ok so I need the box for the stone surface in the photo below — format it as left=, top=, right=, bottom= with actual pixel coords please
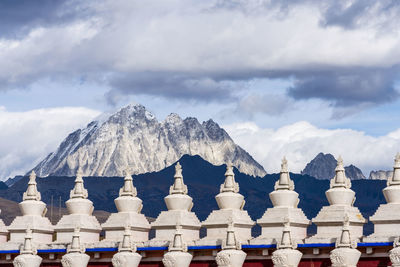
left=102, top=171, right=150, bottom=242
left=8, top=171, right=53, bottom=244
left=33, top=104, right=266, bottom=178
left=306, top=157, right=366, bottom=244
left=55, top=169, right=101, bottom=243
left=364, top=153, right=400, bottom=242
left=329, top=216, right=361, bottom=267
left=199, top=165, right=254, bottom=245
left=252, top=158, right=309, bottom=244
left=389, top=237, right=400, bottom=267
left=150, top=163, right=201, bottom=246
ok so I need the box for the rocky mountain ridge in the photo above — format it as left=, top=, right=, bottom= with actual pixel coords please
left=33, top=104, right=266, bottom=177
left=301, top=152, right=366, bottom=180
left=369, top=170, right=393, bottom=180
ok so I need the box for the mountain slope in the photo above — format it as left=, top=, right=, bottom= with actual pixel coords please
left=301, top=153, right=366, bottom=180
left=33, top=104, right=266, bottom=177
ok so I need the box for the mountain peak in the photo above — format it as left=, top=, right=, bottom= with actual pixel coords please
left=164, top=113, right=183, bottom=124
left=108, top=104, right=156, bottom=124
left=32, top=104, right=266, bottom=177
left=302, top=153, right=365, bottom=180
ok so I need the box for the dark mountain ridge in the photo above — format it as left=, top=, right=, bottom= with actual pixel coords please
left=2, top=155, right=384, bottom=236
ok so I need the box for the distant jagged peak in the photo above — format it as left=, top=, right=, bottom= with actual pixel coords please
left=302, top=153, right=366, bottom=180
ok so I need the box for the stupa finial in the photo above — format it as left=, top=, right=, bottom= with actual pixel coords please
left=336, top=214, right=356, bottom=249
left=20, top=226, right=36, bottom=255
left=220, top=163, right=239, bottom=193
left=169, top=162, right=188, bottom=195
left=70, top=167, right=88, bottom=199
left=389, top=153, right=400, bottom=186
left=23, top=171, right=41, bottom=201
left=119, top=169, right=137, bottom=197
left=330, top=156, right=351, bottom=189
left=275, top=157, right=295, bottom=191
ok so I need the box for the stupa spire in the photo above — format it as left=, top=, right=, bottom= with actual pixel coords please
left=20, top=227, right=35, bottom=255
left=169, top=162, right=188, bottom=195
left=169, top=221, right=187, bottom=252
left=330, top=156, right=351, bottom=189
left=23, top=171, right=41, bottom=201
left=222, top=218, right=240, bottom=250
left=119, top=225, right=136, bottom=253
left=70, top=167, right=88, bottom=199
left=388, top=153, right=400, bottom=186
left=275, top=157, right=295, bottom=191
left=336, top=214, right=356, bottom=249
left=68, top=227, right=85, bottom=253
left=277, top=217, right=296, bottom=249
left=120, top=169, right=137, bottom=197
left=220, top=163, right=239, bottom=193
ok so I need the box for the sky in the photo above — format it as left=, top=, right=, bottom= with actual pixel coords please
left=1, top=0, right=400, bottom=179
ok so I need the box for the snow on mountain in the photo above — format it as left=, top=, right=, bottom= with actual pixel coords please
left=33, top=104, right=266, bottom=177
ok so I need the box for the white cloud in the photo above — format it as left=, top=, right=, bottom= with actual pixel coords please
left=224, top=121, right=400, bottom=176
left=0, top=0, right=399, bottom=106
left=0, top=107, right=100, bottom=179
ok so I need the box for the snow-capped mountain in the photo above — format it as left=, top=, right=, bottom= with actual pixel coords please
left=33, top=104, right=266, bottom=177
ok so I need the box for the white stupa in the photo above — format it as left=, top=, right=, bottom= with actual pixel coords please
left=162, top=223, right=193, bottom=267
left=364, top=153, right=400, bottom=242
left=329, top=215, right=361, bottom=267
left=102, top=170, right=150, bottom=243
left=8, top=171, right=53, bottom=243
left=271, top=218, right=303, bottom=267
left=215, top=220, right=247, bottom=267
left=54, top=168, right=101, bottom=243
left=199, top=164, right=255, bottom=245
left=150, top=163, right=201, bottom=246
left=251, top=158, right=309, bottom=244
left=306, top=157, right=366, bottom=244
left=61, top=228, right=90, bottom=267
left=12, top=228, right=42, bottom=267
left=111, top=226, right=142, bottom=267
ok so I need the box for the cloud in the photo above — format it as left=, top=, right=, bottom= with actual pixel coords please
left=0, top=107, right=100, bottom=179
left=223, top=121, right=400, bottom=175
left=288, top=68, right=400, bottom=108
left=236, top=93, right=294, bottom=117
left=0, top=0, right=93, bottom=38
left=320, top=0, right=400, bottom=30
left=0, top=0, right=400, bottom=114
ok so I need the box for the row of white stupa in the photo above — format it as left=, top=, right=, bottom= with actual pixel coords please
left=1, top=153, right=400, bottom=250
